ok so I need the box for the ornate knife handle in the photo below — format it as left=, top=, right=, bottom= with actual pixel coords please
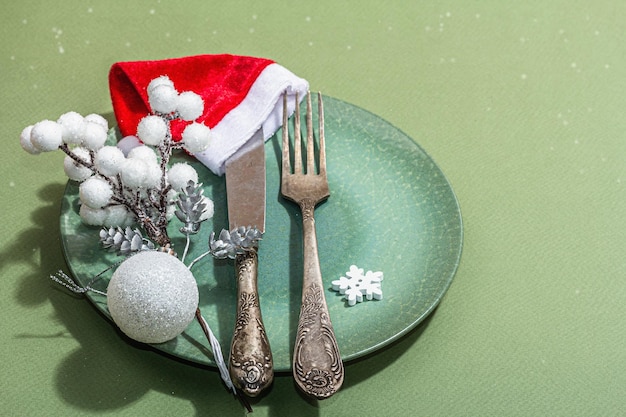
left=293, top=203, right=344, bottom=399
left=229, top=249, right=273, bottom=397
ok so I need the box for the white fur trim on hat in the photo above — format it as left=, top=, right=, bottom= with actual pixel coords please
left=194, top=63, right=309, bottom=175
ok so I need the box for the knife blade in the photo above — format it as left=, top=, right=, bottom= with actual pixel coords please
left=225, top=128, right=273, bottom=397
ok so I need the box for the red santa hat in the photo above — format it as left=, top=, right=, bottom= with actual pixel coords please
left=109, top=54, right=309, bottom=175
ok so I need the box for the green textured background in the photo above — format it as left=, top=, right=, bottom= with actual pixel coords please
left=2, top=1, right=626, bottom=416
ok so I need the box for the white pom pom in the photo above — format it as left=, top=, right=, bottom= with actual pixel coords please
left=117, top=135, right=142, bottom=157
left=104, top=205, right=135, bottom=227
left=147, top=75, right=174, bottom=95
left=82, top=122, right=107, bottom=150
left=167, top=162, right=198, bottom=192
left=166, top=203, right=176, bottom=220
left=20, top=125, right=41, bottom=155
left=181, top=122, right=211, bottom=153
left=79, top=204, right=108, bottom=226
left=94, top=146, right=125, bottom=176
left=199, top=196, right=214, bottom=221
left=84, top=113, right=108, bottom=132
left=63, top=147, right=93, bottom=181
left=149, top=84, right=179, bottom=114
left=57, top=111, right=85, bottom=145
left=177, top=91, right=204, bottom=121
left=143, top=161, right=162, bottom=189
left=79, top=177, right=113, bottom=209
left=107, top=251, right=199, bottom=344
left=166, top=189, right=178, bottom=202
left=121, top=158, right=148, bottom=189
left=30, top=120, right=63, bottom=152
left=127, top=145, right=158, bottom=165
left=137, top=116, right=167, bottom=146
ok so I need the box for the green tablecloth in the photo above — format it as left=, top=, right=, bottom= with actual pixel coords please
left=3, top=1, right=626, bottom=416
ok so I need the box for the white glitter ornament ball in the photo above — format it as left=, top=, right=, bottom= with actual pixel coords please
left=107, top=251, right=199, bottom=344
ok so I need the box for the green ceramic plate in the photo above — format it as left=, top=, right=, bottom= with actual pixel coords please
left=60, top=96, right=463, bottom=371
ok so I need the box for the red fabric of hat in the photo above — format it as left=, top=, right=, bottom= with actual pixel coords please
left=109, top=54, right=308, bottom=175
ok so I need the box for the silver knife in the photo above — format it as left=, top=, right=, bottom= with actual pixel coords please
left=225, top=128, right=273, bottom=397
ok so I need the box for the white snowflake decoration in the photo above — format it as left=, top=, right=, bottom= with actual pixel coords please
left=331, top=265, right=384, bottom=306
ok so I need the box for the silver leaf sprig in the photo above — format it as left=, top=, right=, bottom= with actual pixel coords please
left=175, top=180, right=209, bottom=235
left=174, top=180, right=213, bottom=262
left=99, top=226, right=155, bottom=255
left=208, top=226, right=263, bottom=259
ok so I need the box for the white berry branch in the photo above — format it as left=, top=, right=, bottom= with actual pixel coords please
left=20, top=75, right=212, bottom=248
left=19, top=75, right=251, bottom=409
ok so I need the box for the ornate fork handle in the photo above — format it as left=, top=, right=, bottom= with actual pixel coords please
left=293, top=198, right=344, bottom=399
left=229, top=248, right=274, bottom=397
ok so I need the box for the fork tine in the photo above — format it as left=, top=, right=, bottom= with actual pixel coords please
left=318, top=92, right=326, bottom=176
left=293, top=92, right=302, bottom=174
left=306, top=91, right=315, bottom=174
left=282, top=93, right=291, bottom=175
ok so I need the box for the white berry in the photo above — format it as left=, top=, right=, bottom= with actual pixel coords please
left=104, top=204, right=135, bottom=227
left=181, top=122, right=211, bottom=153
left=120, top=158, right=148, bottom=189
left=30, top=120, right=63, bottom=152
left=127, top=144, right=158, bottom=165
left=57, top=111, right=86, bottom=145
left=79, top=204, right=108, bottom=225
left=20, top=125, right=40, bottom=155
left=84, top=113, right=109, bottom=132
left=167, top=162, right=198, bottom=192
left=82, top=122, right=107, bottom=150
left=143, top=161, right=162, bottom=189
left=199, top=196, right=214, bottom=221
left=137, top=115, right=167, bottom=146
left=63, top=147, right=93, bottom=181
left=177, top=91, right=204, bottom=121
left=147, top=75, right=174, bottom=95
left=79, top=177, right=113, bottom=209
left=117, top=135, right=142, bottom=157
left=94, top=146, right=125, bottom=176
left=149, top=84, right=179, bottom=114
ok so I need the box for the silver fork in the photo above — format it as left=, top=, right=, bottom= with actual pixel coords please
left=281, top=91, right=344, bottom=399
